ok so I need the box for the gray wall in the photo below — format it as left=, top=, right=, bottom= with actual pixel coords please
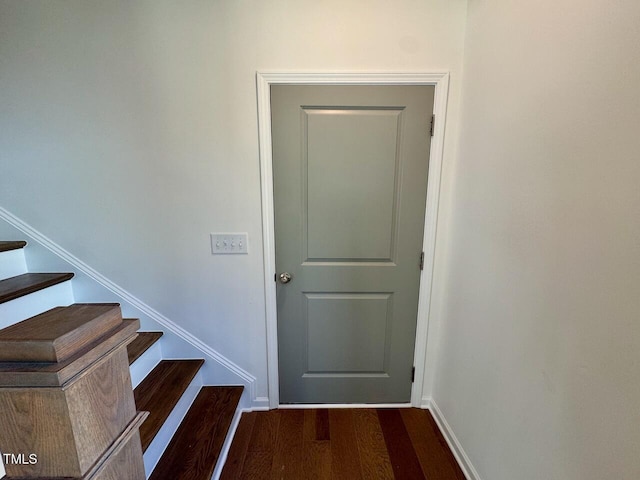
left=434, top=1, right=640, bottom=478
left=0, top=0, right=467, bottom=400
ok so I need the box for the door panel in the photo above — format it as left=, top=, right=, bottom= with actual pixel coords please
left=305, top=107, right=402, bottom=261
left=305, top=292, right=392, bottom=373
left=272, top=85, right=434, bottom=403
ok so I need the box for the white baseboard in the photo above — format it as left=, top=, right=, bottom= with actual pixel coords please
left=251, top=397, right=270, bottom=410
left=211, top=407, right=244, bottom=480
left=278, top=403, right=413, bottom=409
left=143, top=372, right=203, bottom=475
left=0, top=207, right=258, bottom=402
left=425, top=397, right=483, bottom=480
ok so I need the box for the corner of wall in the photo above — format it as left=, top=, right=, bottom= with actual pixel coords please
left=428, top=398, right=483, bottom=480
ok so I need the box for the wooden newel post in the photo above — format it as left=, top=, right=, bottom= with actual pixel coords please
left=0, top=303, right=148, bottom=479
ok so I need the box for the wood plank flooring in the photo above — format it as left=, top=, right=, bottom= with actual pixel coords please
left=221, top=408, right=466, bottom=480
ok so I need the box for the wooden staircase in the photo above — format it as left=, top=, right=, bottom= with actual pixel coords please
left=0, top=240, right=242, bottom=479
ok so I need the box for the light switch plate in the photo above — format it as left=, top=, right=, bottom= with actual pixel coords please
left=211, top=233, right=249, bottom=254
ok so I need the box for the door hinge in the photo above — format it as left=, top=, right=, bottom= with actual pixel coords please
left=419, top=251, right=424, bottom=270
left=430, top=114, right=435, bottom=137
left=411, top=366, right=416, bottom=383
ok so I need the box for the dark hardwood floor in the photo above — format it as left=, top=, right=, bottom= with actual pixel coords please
left=221, top=408, right=466, bottom=480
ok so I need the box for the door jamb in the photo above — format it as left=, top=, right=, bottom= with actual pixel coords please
left=257, top=72, right=450, bottom=409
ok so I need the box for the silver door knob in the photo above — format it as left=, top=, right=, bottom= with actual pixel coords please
left=279, top=272, right=292, bottom=284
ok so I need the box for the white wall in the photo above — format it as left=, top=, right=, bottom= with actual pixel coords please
left=434, top=1, right=640, bottom=479
left=0, top=0, right=467, bottom=401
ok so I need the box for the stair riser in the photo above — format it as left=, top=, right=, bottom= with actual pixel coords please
left=143, top=371, right=204, bottom=476
left=130, top=341, right=162, bottom=389
left=0, top=249, right=28, bottom=281
left=0, top=282, right=74, bottom=330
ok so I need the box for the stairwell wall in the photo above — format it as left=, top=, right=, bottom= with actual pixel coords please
left=0, top=216, right=255, bottom=402
left=0, top=0, right=468, bottom=402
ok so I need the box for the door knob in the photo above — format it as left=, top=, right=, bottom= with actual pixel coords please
left=279, top=272, right=292, bottom=284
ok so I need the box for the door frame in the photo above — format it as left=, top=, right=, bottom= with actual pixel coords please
left=257, top=72, right=450, bottom=409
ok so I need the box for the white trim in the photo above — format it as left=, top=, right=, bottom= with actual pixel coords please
left=144, top=371, right=203, bottom=475
left=257, top=72, right=450, bottom=409
left=427, top=398, right=482, bottom=480
left=211, top=407, right=244, bottom=480
left=252, top=396, right=271, bottom=410
left=278, top=403, right=412, bottom=410
left=213, top=403, right=276, bottom=478
left=245, top=406, right=271, bottom=412
left=0, top=206, right=258, bottom=403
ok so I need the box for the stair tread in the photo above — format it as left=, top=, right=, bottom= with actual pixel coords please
left=0, top=241, right=27, bottom=253
left=127, top=331, right=163, bottom=365
left=149, top=386, right=243, bottom=480
left=134, top=359, right=204, bottom=451
left=0, top=272, right=74, bottom=305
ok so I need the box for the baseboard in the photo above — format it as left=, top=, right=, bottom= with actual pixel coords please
left=211, top=406, right=244, bottom=480
left=251, top=396, right=271, bottom=410
left=426, top=397, right=483, bottom=480
left=239, top=401, right=414, bottom=412
left=278, top=403, right=413, bottom=409
left=143, top=371, right=204, bottom=475
left=0, top=207, right=258, bottom=402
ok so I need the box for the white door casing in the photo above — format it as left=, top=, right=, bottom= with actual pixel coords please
left=257, top=72, right=450, bottom=409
